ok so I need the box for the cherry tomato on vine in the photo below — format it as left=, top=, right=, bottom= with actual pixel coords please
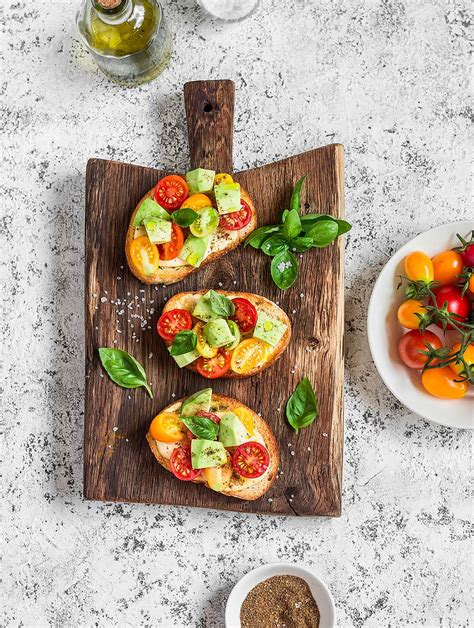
left=460, top=243, right=474, bottom=267
left=397, top=299, right=427, bottom=329
left=432, top=250, right=463, bottom=286
left=154, top=175, right=189, bottom=210
left=421, top=367, right=469, bottom=400
left=448, top=342, right=474, bottom=378
left=431, top=285, right=472, bottom=330
left=404, top=251, right=434, bottom=283
left=157, top=309, right=192, bottom=341
left=398, top=329, right=442, bottom=369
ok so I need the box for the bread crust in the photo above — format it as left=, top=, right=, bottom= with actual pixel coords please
left=125, top=186, right=257, bottom=285
left=161, top=290, right=292, bottom=378
left=146, top=394, right=279, bottom=501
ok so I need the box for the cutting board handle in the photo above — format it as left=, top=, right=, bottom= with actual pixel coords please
left=184, top=79, right=235, bottom=173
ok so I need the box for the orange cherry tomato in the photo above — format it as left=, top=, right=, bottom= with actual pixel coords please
left=397, top=299, right=427, bottom=329
left=469, top=274, right=474, bottom=294
left=180, top=193, right=213, bottom=211
left=404, top=251, right=434, bottom=283
left=421, top=367, right=469, bottom=399
left=129, top=235, right=159, bottom=276
left=230, top=339, right=268, bottom=374
left=158, top=223, right=184, bottom=260
left=449, top=342, right=474, bottom=377
left=432, top=250, right=463, bottom=286
left=150, top=412, right=187, bottom=443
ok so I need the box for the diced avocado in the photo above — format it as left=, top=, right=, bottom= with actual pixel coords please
left=145, top=218, right=172, bottom=244
left=186, top=168, right=215, bottom=195
left=204, top=319, right=235, bottom=348
left=181, top=388, right=213, bottom=417
left=179, top=235, right=210, bottom=268
left=253, top=313, right=287, bottom=346
left=191, top=439, right=227, bottom=469
left=225, top=320, right=241, bottom=350
left=169, top=347, right=199, bottom=368
left=192, top=291, right=218, bottom=322
left=218, top=412, right=251, bottom=447
left=214, top=182, right=241, bottom=215
left=133, top=197, right=170, bottom=226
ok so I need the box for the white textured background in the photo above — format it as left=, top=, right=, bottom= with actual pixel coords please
left=2, top=0, right=472, bottom=626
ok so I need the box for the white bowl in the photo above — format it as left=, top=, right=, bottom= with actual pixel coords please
left=368, top=220, right=474, bottom=430
left=225, top=562, right=336, bottom=628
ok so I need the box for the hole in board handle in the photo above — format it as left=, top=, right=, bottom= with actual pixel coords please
left=203, top=102, right=213, bottom=113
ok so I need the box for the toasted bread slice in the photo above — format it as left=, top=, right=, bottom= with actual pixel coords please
left=125, top=187, right=257, bottom=285
left=146, top=393, right=279, bottom=501
left=161, top=290, right=292, bottom=378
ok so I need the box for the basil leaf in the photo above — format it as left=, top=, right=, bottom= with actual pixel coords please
left=307, top=219, right=339, bottom=247
left=244, top=225, right=281, bottom=248
left=98, top=348, right=153, bottom=398
left=180, top=416, right=219, bottom=440
left=261, top=235, right=289, bottom=257
left=300, top=213, right=335, bottom=227
left=282, top=208, right=302, bottom=240
left=172, top=208, right=199, bottom=227
left=289, top=236, right=313, bottom=253
left=286, top=377, right=318, bottom=433
left=289, top=175, right=307, bottom=212
left=336, top=219, right=352, bottom=236
left=170, top=330, right=197, bottom=356
left=271, top=249, right=299, bottom=290
left=280, top=209, right=289, bottom=223
left=209, top=290, right=235, bottom=317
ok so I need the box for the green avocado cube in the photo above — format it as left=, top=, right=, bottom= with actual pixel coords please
left=181, top=388, right=212, bottom=416
left=214, top=182, right=241, bottom=215
left=218, top=412, right=250, bottom=447
left=186, top=168, right=215, bottom=195
left=179, top=235, right=210, bottom=267
left=169, top=347, right=199, bottom=368
left=145, top=218, right=172, bottom=244
left=204, top=319, right=235, bottom=348
left=253, top=313, right=287, bottom=346
left=133, top=197, right=170, bottom=226
left=192, top=291, right=218, bottom=322
left=191, top=439, right=227, bottom=469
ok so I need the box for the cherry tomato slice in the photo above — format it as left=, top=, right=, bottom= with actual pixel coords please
left=154, top=175, right=189, bottom=210
left=129, top=236, right=159, bottom=277
left=398, top=329, right=442, bottom=369
left=230, top=297, right=258, bottom=333
left=196, top=410, right=221, bottom=423
left=232, top=441, right=270, bottom=479
left=170, top=446, right=201, bottom=481
left=158, top=223, right=184, bottom=260
left=195, top=348, right=231, bottom=379
left=431, top=285, right=472, bottom=330
left=149, top=412, right=186, bottom=443
left=219, top=199, right=252, bottom=231
left=157, top=308, right=192, bottom=341
left=230, top=339, right=268, bottom=375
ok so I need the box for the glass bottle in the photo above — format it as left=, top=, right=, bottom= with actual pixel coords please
left=76, top=0, right=172, bottom=86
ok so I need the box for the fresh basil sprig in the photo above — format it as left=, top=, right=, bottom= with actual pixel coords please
left=286, top=377, right=318, bottom=433
left=170, top=330, right=197, bottom=356
left=180, top=416, right=219, bottom=440
left=209, top=290, right=235, bottom=317
left=172, top=208, right=199, bottom=227
left=244, top=175, right=352, bottom=290
left=98, top=348, right=153, bottom=398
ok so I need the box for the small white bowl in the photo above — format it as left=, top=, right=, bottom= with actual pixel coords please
left=225, top=562, right=336, bottom=628
left=368, top=220, right=474, bottom=430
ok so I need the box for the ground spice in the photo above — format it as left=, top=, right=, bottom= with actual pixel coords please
left=240, top=575, right=320, bottom=628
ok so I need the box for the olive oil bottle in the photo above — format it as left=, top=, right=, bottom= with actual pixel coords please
left=77, top=0, right=172, bottom=86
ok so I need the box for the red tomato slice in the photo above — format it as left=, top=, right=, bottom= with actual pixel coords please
left=158, top=223, right=184, bottom=260
left=154, top=175, right=189, bottom=210
left=397, top=329, right=442, bottom=369
left=232, top=441, right=270, bottom=479
left=431, top=286, right=471, bottom=330
left=170, top=446, right=201, bottom=481
left=195, top=349, right=231, bottom=379
left=157, top=309, right=192, bottom=341
left=230, top=297, right=258, bottom=333
left=219, top=199, right=252, bottom=231
left=196, top=410, right=221, bottom=423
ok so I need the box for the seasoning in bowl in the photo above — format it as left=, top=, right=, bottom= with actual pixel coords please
left=240, top=575, right=320, bottom=628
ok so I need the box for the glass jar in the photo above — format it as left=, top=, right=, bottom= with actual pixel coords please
left=76, top=0, right=172, bottom=86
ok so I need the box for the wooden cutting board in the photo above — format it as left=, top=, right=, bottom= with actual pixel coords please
left=84, top=80, right=345, bottom=516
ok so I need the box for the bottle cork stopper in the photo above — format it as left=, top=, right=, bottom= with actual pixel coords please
left=96, top=0, right=122, bottom=8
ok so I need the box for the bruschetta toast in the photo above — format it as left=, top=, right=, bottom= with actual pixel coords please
left=125, top=170, right=257, bottom=285
left=146, top=389, right=279, bottom=500
left=156, top=290, right=292, bottom=378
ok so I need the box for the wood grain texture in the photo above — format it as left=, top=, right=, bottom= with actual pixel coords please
left=84, top=80, right=345, bottom=516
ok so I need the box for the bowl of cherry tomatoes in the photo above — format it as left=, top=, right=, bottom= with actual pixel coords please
left=368, top=221, right=473, bottom=429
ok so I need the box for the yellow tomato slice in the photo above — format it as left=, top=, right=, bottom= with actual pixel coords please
left=203, top=454, right=233, bottom=491
left=149, top=412, right=186, bottom=443
left=180, top=193, right=213, bottom=211
left=233, top=406, right=255, bottom=435
left=215, top=173, right=233, bottom=185
left=230, top=339, right=269, bottom=375
left=130, top=235, right=159, bottom=276
left=193, top=322, right=217, bottom=358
